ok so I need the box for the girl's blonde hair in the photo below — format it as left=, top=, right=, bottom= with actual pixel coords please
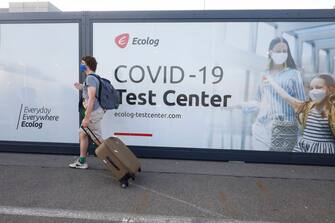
left=297, top=74, right=335, bottom=132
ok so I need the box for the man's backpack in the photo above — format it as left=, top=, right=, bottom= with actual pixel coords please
left=89, top=74, right=120, bottom=110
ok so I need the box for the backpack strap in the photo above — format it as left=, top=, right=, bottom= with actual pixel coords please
left=88, top=74, right=103, bottom=106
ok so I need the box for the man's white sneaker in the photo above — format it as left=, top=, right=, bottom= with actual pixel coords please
left=69, top=159, right=88, bottom=169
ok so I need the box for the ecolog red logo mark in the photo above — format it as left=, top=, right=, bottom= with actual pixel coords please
left=115, top=33, right=129, bottom=49
left=115, top=33, right=160, bottom=48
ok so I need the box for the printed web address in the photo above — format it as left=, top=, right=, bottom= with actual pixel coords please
left=114, top=111, right=182, bottom=119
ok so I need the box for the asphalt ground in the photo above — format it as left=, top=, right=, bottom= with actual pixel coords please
left=0, top=152, right=334, bottom=223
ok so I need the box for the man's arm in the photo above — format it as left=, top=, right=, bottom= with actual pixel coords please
left=74, top=82, right=83, bottom=90
left=82, top=86, right=96, bottom=127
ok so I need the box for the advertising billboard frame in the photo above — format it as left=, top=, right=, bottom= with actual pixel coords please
left=0, top=10, right=335, bottom=165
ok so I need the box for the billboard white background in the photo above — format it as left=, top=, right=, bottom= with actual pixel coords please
left=94, top=22, right=268, bottom=149
left=0, top=23, right=79, bottom=143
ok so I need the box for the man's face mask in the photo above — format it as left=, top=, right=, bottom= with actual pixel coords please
left=271, top=52, right=288, bottom=65
left=80, top=64, right=87, bottom=72
left=309, top=89, right=326, bottom=102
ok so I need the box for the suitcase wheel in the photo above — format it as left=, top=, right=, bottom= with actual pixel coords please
left=120, top=181, right=129, bottom=188
left=120, top=178, right=129, bottom=188
left=138, top=167, right=141, bottom=172
left=119, top=174, right=131, bottom=188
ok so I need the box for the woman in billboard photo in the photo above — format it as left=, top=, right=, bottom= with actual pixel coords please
left=245, top=37, right=306, bottom=152
left=264, top=74, right=335, bottom=154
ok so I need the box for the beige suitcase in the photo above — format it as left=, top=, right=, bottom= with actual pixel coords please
left=82, top=127, right=141, bottom=188
left=95, top=137, right=141, bottom=188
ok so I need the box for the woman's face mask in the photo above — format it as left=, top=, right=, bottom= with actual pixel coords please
left=271, top=52, right=288, bottom=65
left=309, top=89, right=327, bottom=102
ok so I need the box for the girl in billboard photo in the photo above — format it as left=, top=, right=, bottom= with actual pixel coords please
left=245, top=37, right=306, bottom=152
left=264, top=74, right=335, bottom=154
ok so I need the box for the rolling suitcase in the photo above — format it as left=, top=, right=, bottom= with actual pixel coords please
left=82, top=127, right=141, bottom=188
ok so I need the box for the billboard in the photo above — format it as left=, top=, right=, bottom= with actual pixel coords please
left=93, top=22, right=335, bottom=154
left=1, top=19, right=334, bottom=156
left=0, top=23, right=79, bottom=143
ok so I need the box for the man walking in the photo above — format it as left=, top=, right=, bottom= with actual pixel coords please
left=69, top=56, right=105, bottom=169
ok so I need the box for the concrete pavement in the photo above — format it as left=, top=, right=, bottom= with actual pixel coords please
left=0, top=152, right=334, bottom=223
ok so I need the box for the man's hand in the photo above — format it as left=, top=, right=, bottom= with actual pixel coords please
left=74, top=82, right=82, bottom=90
left=82, top=117, right=90, bottom=128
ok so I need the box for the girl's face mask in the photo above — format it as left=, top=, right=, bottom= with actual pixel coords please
left=309, top=89, right=327, bottom=102
left=271, top=52, right=288, bottom=65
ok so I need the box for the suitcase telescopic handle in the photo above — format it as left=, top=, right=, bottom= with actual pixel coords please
left=81, top=126, right=102, bottom=145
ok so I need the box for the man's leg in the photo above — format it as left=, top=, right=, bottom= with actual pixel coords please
left=69, top=131, right=89, bottom=169
left=88, top=107, right=105, bottom=147
left=79, top=131, right=89, bottom=157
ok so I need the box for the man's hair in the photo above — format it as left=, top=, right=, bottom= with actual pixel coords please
left=81, top=56, right=97, bottom=72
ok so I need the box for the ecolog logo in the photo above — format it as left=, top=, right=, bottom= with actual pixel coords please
left=115, top=33, right=129, bottom=48
left=115, top=33, right=159, bottom=49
